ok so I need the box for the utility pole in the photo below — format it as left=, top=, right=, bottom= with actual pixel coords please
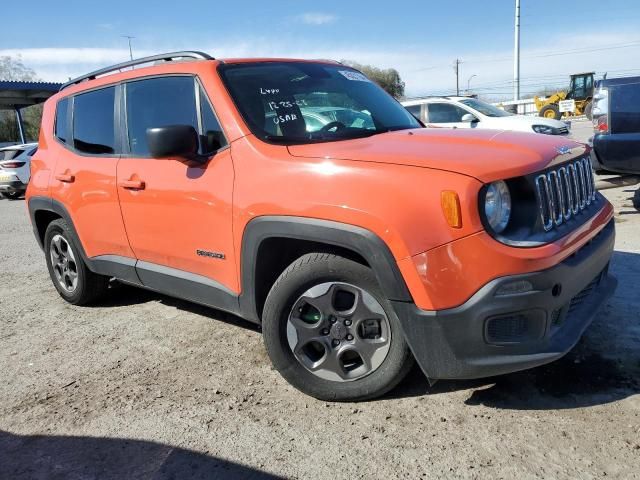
left=122, top=35, right=135, bottom=61
left=513, top=0, right=521, bottom=100
left=454, top=59, right=461, bottom=96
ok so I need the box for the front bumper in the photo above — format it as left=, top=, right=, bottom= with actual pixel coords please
left=392, top=219, right=616, bottom=380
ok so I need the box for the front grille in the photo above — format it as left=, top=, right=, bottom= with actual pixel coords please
left=534, top=157, right=597, bottom=232
left=567, top=271, right=603, bottom=315
left=555, top=127, right=569, bottom=135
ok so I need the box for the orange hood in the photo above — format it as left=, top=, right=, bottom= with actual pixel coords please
left=287, top=128, right=587, bottom=183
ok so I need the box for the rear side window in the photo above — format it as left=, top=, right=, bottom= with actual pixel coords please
left=426, top=103, right=469, bottom=123
left=73, top=87, right=116, bottom=155
left=55, top=98, right=69, bottom=144
left=405, top=104, right=422, bottom=121
left=125, top=76, right=199, bottom=156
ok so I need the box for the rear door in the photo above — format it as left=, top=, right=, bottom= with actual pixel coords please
left=50, top=87, right=134, bottom=260
left=116, top=75, right=238, bottom=293
left=425, top=102, right=473, bottom=129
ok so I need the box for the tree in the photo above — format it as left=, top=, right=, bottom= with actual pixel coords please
left=340, top=60, right=405, bottom=98
left=0, top=55, right=38, bottom=82
left=0, top=56, right=42, bottom=143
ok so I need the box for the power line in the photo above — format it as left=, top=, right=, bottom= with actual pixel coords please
left=411, top=39, right=640, bottom=72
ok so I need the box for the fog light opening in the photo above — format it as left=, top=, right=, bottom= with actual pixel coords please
left=552, top=284, right=562, bottom=297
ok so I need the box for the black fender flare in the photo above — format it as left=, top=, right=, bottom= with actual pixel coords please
left=238, top=216, right=413, bottom=323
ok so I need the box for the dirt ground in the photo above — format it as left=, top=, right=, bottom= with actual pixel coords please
left=1, top=122, right=639, bottom=479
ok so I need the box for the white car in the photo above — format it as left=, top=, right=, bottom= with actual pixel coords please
left=0, top=143, right=38, bottom=199
left=402, top=96, right=570, bottom=136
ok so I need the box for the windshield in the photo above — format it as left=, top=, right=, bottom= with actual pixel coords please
left=219, top=62, right=420, bottom=144
left=459, top=98, right=513, bottom=117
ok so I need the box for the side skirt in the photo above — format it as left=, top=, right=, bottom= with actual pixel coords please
left=89, top=255, right=243, bottom=319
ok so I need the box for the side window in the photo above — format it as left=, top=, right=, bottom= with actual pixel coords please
left=427, top=103, right=468, bottom=123
left=405, top=104, right=422, bottom=121
left=73, top=87, right=116, bottom=154
left=199, top=84, right=227, bottom=151
left=55, top=98, right=69, bottom=144
left=125, top=76, right=198, bottom=156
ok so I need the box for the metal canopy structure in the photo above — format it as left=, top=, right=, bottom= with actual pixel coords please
left=0, top=80, right=62, bottom=144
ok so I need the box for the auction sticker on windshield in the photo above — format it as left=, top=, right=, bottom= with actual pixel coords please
left=339, top=70, right=371, bottom=82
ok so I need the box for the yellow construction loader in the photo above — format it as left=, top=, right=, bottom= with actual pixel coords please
left=534, top=72, right=595, bottom=120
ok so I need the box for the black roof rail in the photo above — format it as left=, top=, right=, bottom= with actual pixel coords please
left=60, top=51, right=214, bottom=91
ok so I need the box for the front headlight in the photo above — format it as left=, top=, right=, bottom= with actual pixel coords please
left=532, top=124, right=554, bottom=134
left=484, top=180, right=511, bottom=233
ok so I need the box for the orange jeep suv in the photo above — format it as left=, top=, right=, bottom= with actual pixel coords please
left=27, top=52, right=617, bottom=401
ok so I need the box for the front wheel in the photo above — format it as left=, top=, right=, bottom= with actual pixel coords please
left=539, top=104, right=561, bottom=120
left=262, top=253, right=414, bottom=401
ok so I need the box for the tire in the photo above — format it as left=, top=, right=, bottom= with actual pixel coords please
left=1, top=191, right=22, bottom=200
left=262, top=253, right=414, bottom=401
left=539, top=104, right=561, bottom=120
left=44, top=219, right=109, bottom=305
left=584, top=101, right=593, bottom=121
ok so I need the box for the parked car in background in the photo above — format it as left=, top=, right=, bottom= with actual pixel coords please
left=0, top=143, right=37, bottom=199
left=402, top=96, right=570, bottom=135
left=590, top=76, right=640, bottom=174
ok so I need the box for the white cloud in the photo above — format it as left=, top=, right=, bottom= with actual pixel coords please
left=295, top=12, right=337, bottom=25
left=2, top=30, right=639, bottom=100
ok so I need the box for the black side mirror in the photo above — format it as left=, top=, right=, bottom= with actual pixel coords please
left=146, top=125, right=204, bottom=163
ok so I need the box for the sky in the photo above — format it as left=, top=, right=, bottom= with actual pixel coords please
left=3, top=0, right=640, bottom=100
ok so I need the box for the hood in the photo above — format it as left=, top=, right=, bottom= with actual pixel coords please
left=287, top=128, right=586, bottom=183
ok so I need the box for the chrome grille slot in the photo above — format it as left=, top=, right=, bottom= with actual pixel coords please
left=534, top=157, right=597, bottom=232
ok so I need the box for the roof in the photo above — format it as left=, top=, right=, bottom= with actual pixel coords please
left=598, top=75, right=640, bottom=87
left=0, top=80, right=63, bottom=109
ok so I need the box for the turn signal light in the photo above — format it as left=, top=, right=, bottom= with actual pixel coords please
left=441, top=190, right=462, bottom=228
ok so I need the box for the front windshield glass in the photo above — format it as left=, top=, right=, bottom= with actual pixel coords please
left=219, top=62, right=420, bottom=144
left=459, top=98, right=513, bottom=117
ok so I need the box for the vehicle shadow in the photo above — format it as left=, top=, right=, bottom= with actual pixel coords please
left=94, top=281, right=261, bottom=332
left=0, top=429, right=283, bottom=480
left=387, top=250, right=640, bottom=410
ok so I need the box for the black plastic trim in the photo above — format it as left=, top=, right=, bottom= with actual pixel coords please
left=134, top=260, right=240, bottom=315
left=392, top=219, right=616, bottom=380
left=238, top=216, right=412, bottom=323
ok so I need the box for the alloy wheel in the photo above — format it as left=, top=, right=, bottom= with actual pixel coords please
left=286, top=282, right=391, bottom=382
left=49, top=234, right=79, bottom=293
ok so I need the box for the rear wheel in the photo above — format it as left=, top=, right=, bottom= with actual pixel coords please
left=44, top=219, right=109, bottom=305
left=1, top=191, right=22, bottom=200
left=262, top=253, right=413, bottom=401
left=539, top=104, right=561, bottom=120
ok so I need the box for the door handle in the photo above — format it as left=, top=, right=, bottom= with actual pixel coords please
left=55, top=173, right=75, bottom=183
left=118, top=179, right=145, bottom=190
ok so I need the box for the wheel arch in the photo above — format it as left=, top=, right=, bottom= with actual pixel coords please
left=238, top=216, right=413, bottom=323
left=28, top=196, right=89, bottom=260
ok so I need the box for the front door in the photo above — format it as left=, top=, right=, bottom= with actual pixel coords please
left=116, top=75, right=237, bottom=294
left=425, top=103, right=474, bottom=129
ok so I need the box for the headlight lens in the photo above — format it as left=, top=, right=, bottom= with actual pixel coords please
left=484, top=180, right=511, bottom=233
left=532, top=124, right=554, bottom=134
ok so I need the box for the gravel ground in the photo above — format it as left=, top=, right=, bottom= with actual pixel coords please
left=1, top=122, right=639, bottom=479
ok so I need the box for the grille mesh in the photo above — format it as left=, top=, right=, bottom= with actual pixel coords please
left=535, top=157, right=597, bottom=231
